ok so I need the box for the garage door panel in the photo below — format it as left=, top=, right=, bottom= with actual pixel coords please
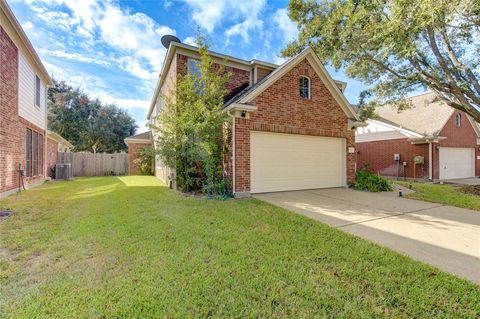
left=439, top=147, right=475, bottom=180
left=250, top=132, right=346, bottom=193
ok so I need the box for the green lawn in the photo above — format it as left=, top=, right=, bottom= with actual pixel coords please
left=1, top=177, right=479, bottom=318
left=396, top=181, right=480, bottom=211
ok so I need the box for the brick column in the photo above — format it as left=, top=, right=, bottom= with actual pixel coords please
left=346, top=131, right=356, bottom=184
left=234, top=117, right=250, bottom=197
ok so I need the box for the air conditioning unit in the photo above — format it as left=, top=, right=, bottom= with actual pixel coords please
left=55, top=163, right=72, bottom=180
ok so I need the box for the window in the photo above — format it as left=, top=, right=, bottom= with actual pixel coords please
left=33, top=131, right=38, bottom=176
left=35, top=75, right=41, bottom=107
left=26, top=129, right=32, bottom=177
left=39, top=134, right=43, bottom=176
left=187, top=58, right=200, bottom=76
left=299, top=76, right=310, bottom=99
left=25, top=129, right=43, bottom=177
left=455, top=113, right=461, bottom=128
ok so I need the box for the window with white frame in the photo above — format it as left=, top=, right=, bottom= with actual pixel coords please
left=299, top=76, right=310, bottom=99
left=35, top=75, right=41, bottom=107
left=455, top=113, right=461, bottom=128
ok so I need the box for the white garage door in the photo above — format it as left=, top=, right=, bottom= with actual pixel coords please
left=250, top=132, right=346, bottom=193
left=439, top=147, right=475, bottom=180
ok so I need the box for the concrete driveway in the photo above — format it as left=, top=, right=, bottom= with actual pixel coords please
left=254, top=186, right=480, bottom=284
left=444, top=177, right=480, bottom=185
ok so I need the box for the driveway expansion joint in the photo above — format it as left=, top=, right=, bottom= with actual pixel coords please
left=336, top=204, right=446, bottom=228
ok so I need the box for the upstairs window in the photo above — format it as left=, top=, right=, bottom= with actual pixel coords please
left=187, top=58, right=200, bottom=77
left=299, top=76, right=310, bottom=99
left=455, top=113, right=461, bottom=128
left=35, top=75, right=41, bottom=107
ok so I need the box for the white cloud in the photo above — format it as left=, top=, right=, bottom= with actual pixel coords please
left=183, top=0, right=266, bottom=39
left=183, top=36, right=196, bottom=46
left=38, top=49, right=111, bottom=66
left=273, top=8, right=298, bottom=45
left=23, top=0, right=174, bottom=82
left=225, top=18, right=263, bottom=44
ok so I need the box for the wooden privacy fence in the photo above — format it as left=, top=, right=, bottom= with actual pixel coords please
left=57, top=152, right=128, bottom=176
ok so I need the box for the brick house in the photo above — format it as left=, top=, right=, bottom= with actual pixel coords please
left=356, top=92, right=480, bottom=181
left=124, top=131, right=153, bottom=175
left=0, top=0, right=54, bottom=198
left=138, top=40, right=364, bottom=197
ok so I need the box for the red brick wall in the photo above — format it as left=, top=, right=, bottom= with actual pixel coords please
left=127, top=142, right=153, bottom=175
left=356, top=139, right=430, bottom=179
left=1, top=26, right=46, bottom=197
left=234, top=118, right=250, bottom=192
left=233, top=58, right=356, bottom=193
left=46, top=138, right=58, bottom=177
left=257, top=67, right=272, bottom=82
left=0, top=25, right=19, bottom=195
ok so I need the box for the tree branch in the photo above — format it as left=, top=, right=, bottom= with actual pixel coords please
left=438, top=26, right=480, bottom=95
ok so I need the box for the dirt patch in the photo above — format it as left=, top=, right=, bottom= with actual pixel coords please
left=456, top=185, right=480, bottom=196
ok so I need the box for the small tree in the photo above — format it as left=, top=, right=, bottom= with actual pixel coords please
left=152, top=35, right=232, bottom=195
left=133, top=147, right=155, bottom=175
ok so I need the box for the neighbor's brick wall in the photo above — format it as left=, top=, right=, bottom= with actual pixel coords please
left=0, top=26, right=46, bottom=197
left=46, top=137, right=58, bottom=177
left=356, top=139, right=430, bottom=179
left=127, top=142, right=153, bottom=175
left=434, top=111, right=480, bottom=178
left=232, top=58, right=356, bottom=192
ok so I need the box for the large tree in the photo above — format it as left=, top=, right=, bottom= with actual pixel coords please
left=283, top=0, right=480, bottom=121
left=48, top=80, right=137, bottom=153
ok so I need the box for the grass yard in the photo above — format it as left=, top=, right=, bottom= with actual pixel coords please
left=396, top=181, right=480, bottom=211
left=1, top=176, right=479, bottom=318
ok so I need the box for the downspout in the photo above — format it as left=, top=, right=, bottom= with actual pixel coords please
left=44, top=85, right=49, bottom=179
left=227, top=110, right=236, bottom=196
left=428, top=141, right=433, bottom=181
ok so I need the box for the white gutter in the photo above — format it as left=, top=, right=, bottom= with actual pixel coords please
left=227, top=110, right=236, bottom=195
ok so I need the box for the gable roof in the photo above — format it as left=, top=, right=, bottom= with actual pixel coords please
left=47, top=130, right=73, bottom=148
left=124, top=131, right=152, bottom=146
left=376, top=92, right=458, bottom=137
left=224, top=47, right=361, bottom=121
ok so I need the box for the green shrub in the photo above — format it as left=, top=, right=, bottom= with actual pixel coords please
left=133, top=147, right=155, bottom=175
left=353, top=168, right=393, bottom=192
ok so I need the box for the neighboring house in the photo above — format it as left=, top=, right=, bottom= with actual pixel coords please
left=143, top=40, right=363, bottom=197
left=356, top=92, right=480, bottom=181
left=0, top=0, right=53, bottom=198
left=124, top=131, right=153, bottom=175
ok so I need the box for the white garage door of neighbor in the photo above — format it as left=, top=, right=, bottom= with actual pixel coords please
left=250, top=132, right=346, bottom=193
left=439, top=147, right=475, bottom=180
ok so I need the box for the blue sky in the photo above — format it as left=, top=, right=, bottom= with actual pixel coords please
left=8, top=0, right=366, bottom=133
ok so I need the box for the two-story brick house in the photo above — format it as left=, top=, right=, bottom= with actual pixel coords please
left=1, top=0, right=53, bottom=198
left=141, top=40, right=363, bottom=198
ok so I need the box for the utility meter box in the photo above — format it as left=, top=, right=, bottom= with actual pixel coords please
left=414, top=156, right=424, bottom=164
left=394, top=153, right=400, bottom=161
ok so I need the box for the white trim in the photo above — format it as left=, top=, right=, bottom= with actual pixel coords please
left=124, top=138, right=152, bottom=145
left=237, top=47, right=361, bottom=121
left=428, top=142, right=433, bottom=180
